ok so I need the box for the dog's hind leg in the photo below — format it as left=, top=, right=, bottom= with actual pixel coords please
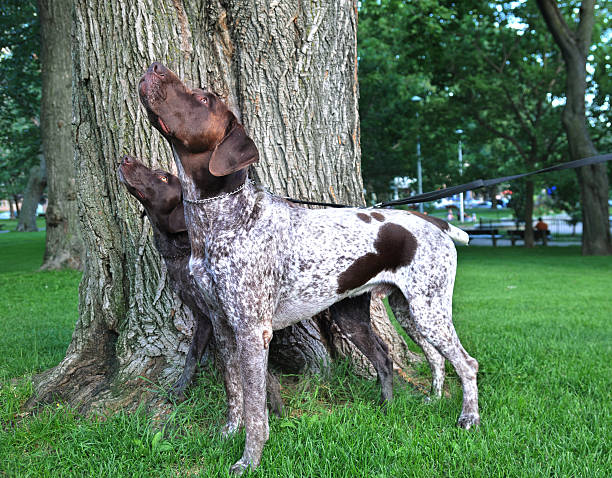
left=329, top=294, right=394, bottom=403
left=393, top=287, right=479, bottom=429
left=388, top=289, right=446, bottom=398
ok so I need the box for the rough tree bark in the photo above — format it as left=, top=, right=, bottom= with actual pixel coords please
left=537, top=0, right=611, bottom=255
left=27, top=0, right=419, bottom=414
left=39, top=0, right=84, bottom=270
left=16, top=156, right=46, bottom=232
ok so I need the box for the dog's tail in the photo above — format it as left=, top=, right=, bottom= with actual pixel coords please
left=406, top=210, right=469, bottom=245
left=446, top=223, right=470, bottom=245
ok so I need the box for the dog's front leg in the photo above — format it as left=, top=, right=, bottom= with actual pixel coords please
left=209, top=313, right=244, bottom=436
left=229, top=322, right=271, bottom=475
left=171, top=316, right=212, bottom=402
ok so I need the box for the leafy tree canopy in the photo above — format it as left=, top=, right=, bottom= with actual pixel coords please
left=358, top=0, right=611, bottom=208
left=0, top=0, right=40, bottom=200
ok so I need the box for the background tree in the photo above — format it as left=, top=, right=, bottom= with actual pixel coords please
left=0, top=0, right=41, bottom=228
left=358, top=0, right=459, bottom=200
left=28, top=0, right=418, bottom=413
left=358, top=0, right=610, bottom=250
left=590, top=2, right=612, bottom=156
left=0, top=113, right=39, bottom=219
left=537, top=0, right=611, bottom=255
left=15, top=155, right=45, bottom=232
left=39, top=0, right=83, bottom=270
left=437, top=1, right=567, bottom=247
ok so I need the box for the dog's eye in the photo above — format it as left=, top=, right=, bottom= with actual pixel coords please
left=158, top=175, right=168, bottom=183
left=199, top=96, right=208, bottom=105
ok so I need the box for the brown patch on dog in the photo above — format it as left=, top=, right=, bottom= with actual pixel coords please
left=371, top=212, right=385, bottom=222
left=357, top=212, right=371, bottom=223
left=408, top=210, right=450, bottom=232
left=337, top=223, right=418, bottom=293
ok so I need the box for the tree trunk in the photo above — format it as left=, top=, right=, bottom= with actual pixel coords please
left=28, top=0, right=418, bottom=414
left=9, top=197, right=16, bottom=219
left=536, top=0, right=611, bottom=255
left=13, top=195, right=21, bottom=217
left=523, top=179, right=535, bottom=248
left=16, top=156, right=46, bottom=232
left=38, top=0, right=84, bottom=270
left=564, top=110, right=611, bottom=255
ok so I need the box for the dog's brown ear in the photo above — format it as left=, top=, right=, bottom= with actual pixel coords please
left=167, top=203, right=187, bottom=234
left=209, top=122, right=259, bottom=177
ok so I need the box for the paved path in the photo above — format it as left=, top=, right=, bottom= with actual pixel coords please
left=463, top=237, right=581, bottom=247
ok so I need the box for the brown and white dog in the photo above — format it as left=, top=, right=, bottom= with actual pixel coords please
left=117, top=156, right=407, bottom=416
left=139, top=62, right=479, bottom=474
left=118, top=156, right=284, bottom=415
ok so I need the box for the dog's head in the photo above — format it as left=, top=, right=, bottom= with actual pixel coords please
left=139, top=62, right=258, bottom=177
left=117, top=155, right=186, bottom=234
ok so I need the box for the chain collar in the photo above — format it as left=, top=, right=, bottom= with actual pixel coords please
left=183, top=178, right=250, bottom=205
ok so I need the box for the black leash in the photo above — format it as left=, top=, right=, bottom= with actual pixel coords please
left=284, top=153, right=612, bottom=209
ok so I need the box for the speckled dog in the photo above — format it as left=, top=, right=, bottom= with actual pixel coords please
left=117, top=155, right=285, bottom=415
left=139, top=62, right=479, bottom=475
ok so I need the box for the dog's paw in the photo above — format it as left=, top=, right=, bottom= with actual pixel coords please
left=229, top=459, right=252, bottom=475
left=457, top=413, right=480, bottom=430
left=168, top=384, right=187, bottom=403
left=379, top=386, right=393, bottom=405
left=221, top=419, right=243, bottom=438
left=423, top=391, right=442, bottom=404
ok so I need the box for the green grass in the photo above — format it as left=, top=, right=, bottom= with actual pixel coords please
left=424, top=207, right=513, bottom=222
left=1, top=232, right=611, bottom=477
left=0, top=229, right=80, bottom=380
left=0, top=217, right=46, bottom=231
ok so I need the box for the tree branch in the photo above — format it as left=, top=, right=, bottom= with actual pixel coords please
left=544, top=125, right=565, bottom=159
left=501, top=84, right=534, bottom=135
left=473, top=114, right=528, bottom=161
left=536, top=0, right=577, bottom=59
left=576, top=0, right=595, bottom=57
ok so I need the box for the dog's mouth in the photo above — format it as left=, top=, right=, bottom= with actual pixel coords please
left=124, top=180, right=147, bottom=202
left=157, top=116, right=170, bottom=135
left=118, top=165, right=134, bottom=188
left=140, top=97, right=172, bottom=137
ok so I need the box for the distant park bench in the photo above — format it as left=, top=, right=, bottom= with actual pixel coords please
left=507, top=229, right=551, bottom=246
left=465, top=228, right=501, bottom=246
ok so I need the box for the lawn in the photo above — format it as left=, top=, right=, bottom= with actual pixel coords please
left=1, top=230, right=610, bottom=477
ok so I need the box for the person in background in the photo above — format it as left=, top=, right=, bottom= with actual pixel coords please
left=535, top=217, right=548, bottom=232
left=535, top=217, right=549, bottom=245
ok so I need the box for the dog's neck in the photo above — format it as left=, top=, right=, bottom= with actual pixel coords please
left=171, top=144, right=247, bottom=202
left=146, top=215, right=191, bottom=261
left=182, top=179, right=260, bottom=256
left=170, top=143, right=258, bottom=249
